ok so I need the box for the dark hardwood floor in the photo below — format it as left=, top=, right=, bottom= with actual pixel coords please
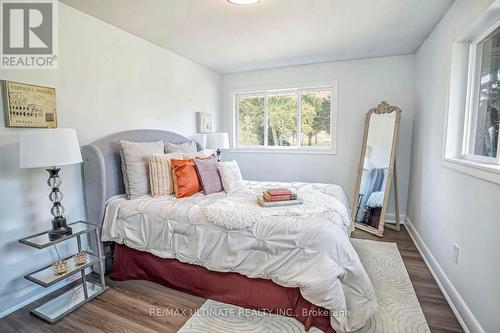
left=0, top=226, right=464, bottom=333
left=0, top=277, right=205, bottom=333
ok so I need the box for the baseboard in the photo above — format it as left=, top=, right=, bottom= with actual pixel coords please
left=0, top=283, right=62, bottom=318
left=0, top=269, right=87, bottom=318
left=384, top=213, right=406, bottom=224
left=405, top=217, right=485, bottom=333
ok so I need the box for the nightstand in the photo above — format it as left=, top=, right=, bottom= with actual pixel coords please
left=19, top=221, right=108, bottom=323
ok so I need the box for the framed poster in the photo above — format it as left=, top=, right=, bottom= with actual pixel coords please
left=2, top=80, right=57, bottom=128
left=196, top=112, right=213, bottom=133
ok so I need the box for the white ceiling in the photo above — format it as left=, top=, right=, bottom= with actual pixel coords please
left=61, top=0, right=454, bottom=74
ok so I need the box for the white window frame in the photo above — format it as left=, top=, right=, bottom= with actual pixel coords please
left=230, top=81, right=337, bottom=154
left=462, top=19, right=500, bottom=164
left=442, top=1, right=500, bottom=185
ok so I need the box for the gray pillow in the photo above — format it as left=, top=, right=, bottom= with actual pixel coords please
left=120, top=140, right=165, bottom=198
left=194, top=159, right=223, bottom=194
left=165, top=140, right=197, bottom=153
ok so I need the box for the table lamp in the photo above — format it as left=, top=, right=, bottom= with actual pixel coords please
left=19, top=129, right=83, bottom=240
left=205, top=132, right=229, bottom=161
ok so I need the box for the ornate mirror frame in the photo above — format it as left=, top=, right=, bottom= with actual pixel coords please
left=352, top=101, right=401, bottom=237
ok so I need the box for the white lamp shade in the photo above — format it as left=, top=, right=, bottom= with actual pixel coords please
left=205, top=132, right=230, bottom=149
left=19, top=128, right=83, bottom=168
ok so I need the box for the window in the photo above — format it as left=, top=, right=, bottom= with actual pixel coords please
left=464, top=22, right=500, bottom=163
left=238, top=94, right=265, bottom=146
left=233, top=85, right=336, bottom=152
left=443, top=5, right=500, bottom=185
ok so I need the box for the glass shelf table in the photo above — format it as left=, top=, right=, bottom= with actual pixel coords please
left=19, top=221, right=108, bottom=323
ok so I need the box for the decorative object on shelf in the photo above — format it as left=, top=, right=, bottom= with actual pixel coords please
left=205, top=132, right=229, bottom=161
left=2, top=80, right=57, bottom=128
left=52, top=260, right=69, bottom=276
left=196, top=112, right=213, bottom=133
left=19, top=129, right=83, bottom=241
left=73, top=251, right=87, bottom=266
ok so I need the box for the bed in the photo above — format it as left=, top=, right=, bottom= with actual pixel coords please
left=82, top=129, right=377, bottom=333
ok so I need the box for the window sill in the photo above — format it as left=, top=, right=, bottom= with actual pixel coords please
left=442, top=158, right=500, bottom=185
left=229, top=148, right=336, bottom=155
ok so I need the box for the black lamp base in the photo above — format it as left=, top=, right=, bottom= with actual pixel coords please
left=48, top=217, right=72, bottom=241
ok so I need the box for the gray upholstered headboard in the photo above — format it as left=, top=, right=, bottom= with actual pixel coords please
left=81, top=129, right=197, bottom=270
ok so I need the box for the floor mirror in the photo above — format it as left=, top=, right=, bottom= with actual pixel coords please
left=352, top=101, right=401, bottom=237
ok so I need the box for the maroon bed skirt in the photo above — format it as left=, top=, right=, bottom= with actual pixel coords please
left=111, top=243, right=334, bottom=333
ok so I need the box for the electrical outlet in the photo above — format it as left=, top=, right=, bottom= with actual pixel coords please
left=452, top=244, right=460, bottom=264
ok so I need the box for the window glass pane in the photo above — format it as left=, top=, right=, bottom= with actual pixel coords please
left=301, top=90, right=332, bottom=147
left=238, top=95, right=264, bottom=146
left=473, top=27, right=500, bottom=158
left=268, top=93, right=297, bottom=146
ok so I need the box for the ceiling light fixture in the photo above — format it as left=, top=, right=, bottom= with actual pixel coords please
left=227, top=0, right=260, bottom=5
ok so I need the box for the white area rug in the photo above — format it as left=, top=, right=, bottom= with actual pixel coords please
left=351, top=239, right=429, bottom=333
left=178, top=238, right=430, bottom=333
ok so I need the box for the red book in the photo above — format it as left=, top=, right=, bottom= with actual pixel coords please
left=263, top=192, right=297, bottom=202
left=266, top=188, right=292, bottom=196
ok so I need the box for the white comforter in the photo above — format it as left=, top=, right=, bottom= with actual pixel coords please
left=102, top=180, right=377, bottom=332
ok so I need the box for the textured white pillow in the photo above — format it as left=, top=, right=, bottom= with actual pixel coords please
left=165, top=140, right=197, bottom=153
left=148, top=152, right=183, bottom=197
left=120, top=140, right=165, bottom=198
left=218, top=160, right=244, bottom=193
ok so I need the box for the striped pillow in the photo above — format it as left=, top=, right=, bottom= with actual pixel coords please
left=148, top=152, right=183, bottom=197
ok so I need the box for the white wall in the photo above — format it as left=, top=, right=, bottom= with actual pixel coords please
left=408, top=0, right=500, bottom=332
left=0, top=3, right=221, bottom=316
left=222, top=55, right=415, bottom=217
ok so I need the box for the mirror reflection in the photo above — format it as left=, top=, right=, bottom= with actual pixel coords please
left=354, top=112, right=396, bottom=229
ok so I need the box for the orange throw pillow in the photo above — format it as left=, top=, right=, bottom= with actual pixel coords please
left=171, top=159, right=202, bottom=198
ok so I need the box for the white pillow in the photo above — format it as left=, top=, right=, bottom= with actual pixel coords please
left=218, top=160, right=244, bottom=193
left=120, top=140, right=165, bottom=198
left=165, top=140, right=197, bottom=153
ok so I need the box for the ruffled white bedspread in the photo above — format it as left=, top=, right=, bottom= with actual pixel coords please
left=101, top=180, right=377, bottom=332
left=205, top=186, right=350, bottom=230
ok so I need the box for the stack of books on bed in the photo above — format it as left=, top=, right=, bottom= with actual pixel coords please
left=257, top=188, right=303, bottom=207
